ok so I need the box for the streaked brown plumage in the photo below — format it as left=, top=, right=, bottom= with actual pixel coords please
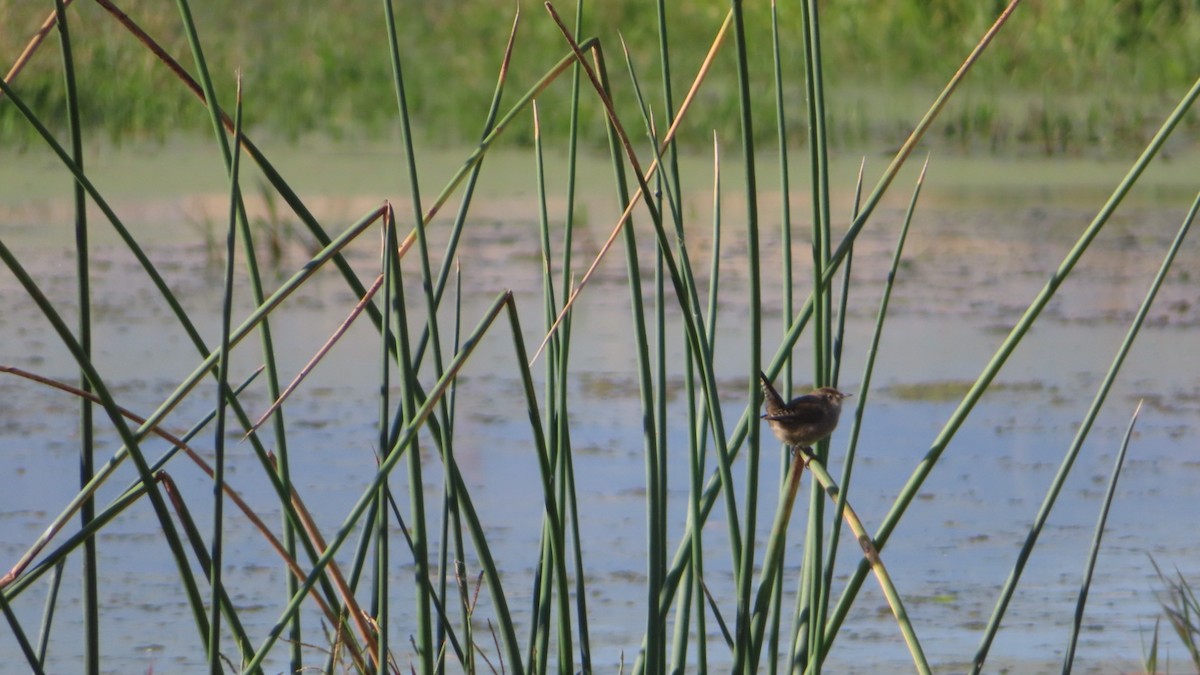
left=758, top=371, right=849, bottom=449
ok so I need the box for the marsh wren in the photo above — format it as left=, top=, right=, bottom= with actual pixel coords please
left=758, top=371, right=849, bottom=450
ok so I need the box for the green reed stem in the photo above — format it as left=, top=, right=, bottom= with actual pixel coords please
left=827, top=70, right=1200, bottom=667
left=0, top=241, right=211, bottom=663
left=0, top=587, right=43, bottom=674
left=796, top=0, right=830, bottom=668
left=597, top=57, right=665, bottom=674
left=1063, top=401, right=1142, bottom=674
left=206, top=77, right=242, bottom=673
left=804, top=458, right=930, bottom=674
left=448, top=266, right=472, bottom=674
left=559, top=7, right=593, bottom=664
left=0, top=369, right=261, bottom=599
left=972, top=179, right=1200, bottom=674
left=36, top=561, right=66, bottom=669
left=164, top=473, right=256, bottom=669
left=47, top=1, right=97, bottom=667
left=728, top=2, right=763, bottom=668
left=557, top=6, right=594, bottom=663
left=616, top=38, right=677, bottom=675
left=0, top=71, right=360, bottom=663
left=398, top=229, right=435, bottom=675
left=633, top=6, right=1021, bottom=668
left=546, top=20, right=746, bottom=607
left=241, top=292, right=523, bottom=673
left=411, top=17, right=521, bottom=670
left=171, top=3, right=299, bottom=664
left=529, top=102, right=552, bottom=675
left=819, top=158, right=916, bottom=660
left=766, top=4, right=793, bottom=666
left=750, top=450, right=807, bottom=662
left=382, top=1, right=438, bottom=669
left=376, top=213, right=397, bottom=671
left=684, top=138, right=723, bottom=674
left=502, top=293, right=574, bottom=675
left=48, top=2, right=97, bottom=670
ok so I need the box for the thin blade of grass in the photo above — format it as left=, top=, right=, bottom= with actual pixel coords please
left=169, top=3, right=299, bottom=663
left=0, top=588, right=44, bottom=674
left=1144, top=618, right=1160, bottom=674
left=1153, top=557, right=1200, bottom=668
left=1062, top=401, right=1143, bottom=674
left=35, top=561, right=66, bottom=669
left=206, top=72, right=243, bottom=674
left=48, top=0, right=97, bottom=670
left=727, top=0, right=765, bottom=668
left=376, top=207, right=398, bottom=672
left=613, top=37, right=672, bottom=675
left=161, top=472, right=258, bottom=672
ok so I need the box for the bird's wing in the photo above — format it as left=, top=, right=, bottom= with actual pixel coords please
left=762, top=395, right=826, bottom=424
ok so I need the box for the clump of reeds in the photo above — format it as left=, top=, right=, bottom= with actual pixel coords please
left=1, top=1, right=1198, bottom=673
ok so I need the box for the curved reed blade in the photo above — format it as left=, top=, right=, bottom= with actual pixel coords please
left=1062, top=401, right=1143, bottom=673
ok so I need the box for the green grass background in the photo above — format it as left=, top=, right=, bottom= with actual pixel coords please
left=3, top=0, right=1199, bottom=154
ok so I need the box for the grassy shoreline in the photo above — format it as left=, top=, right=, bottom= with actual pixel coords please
left=3, top=0, right=1199, bottom=155
left=4, top=136, right=1199, bottom=207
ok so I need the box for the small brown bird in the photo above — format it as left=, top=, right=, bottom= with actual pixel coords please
left=758, top=371, right=849, bottom=450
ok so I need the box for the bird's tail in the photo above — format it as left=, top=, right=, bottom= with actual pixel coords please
left=758, top=370, right=785, bottom=416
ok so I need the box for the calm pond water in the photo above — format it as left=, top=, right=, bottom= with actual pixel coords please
left=1, top=142, right=1198, bottom=673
